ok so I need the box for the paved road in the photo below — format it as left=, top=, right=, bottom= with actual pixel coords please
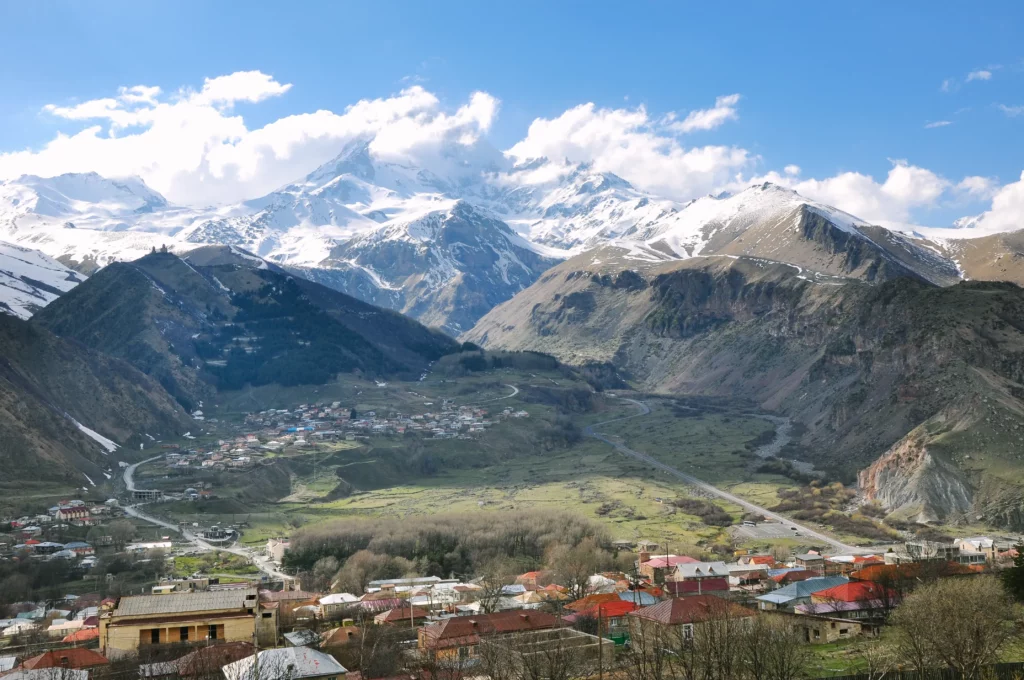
left=122, top=457, right=291, bottom=581
left=584, top=398, right=868, bottom=554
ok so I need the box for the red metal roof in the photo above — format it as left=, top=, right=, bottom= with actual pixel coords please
left=420, top=610, right=560, bottom=646
left=574, top=600, right=639, bottom=619
left=629, top=594, right=754, bottom=625
left=22, top=649, right=109, bottom=669
left=771, top=570, right=815, bottom=584
left=376, top=605, right=429, bottom=622
left=62, top=628, right=100, bottom=643
left=812, top=581, right=895, bottom=603
left=565, top=592, right=621, bottom=611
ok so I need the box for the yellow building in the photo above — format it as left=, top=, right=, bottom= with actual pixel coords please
left=99, top=588, right=278, bottom=658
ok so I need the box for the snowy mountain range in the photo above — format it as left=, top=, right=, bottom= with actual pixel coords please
left=1, top=140, right=1022, bottom=329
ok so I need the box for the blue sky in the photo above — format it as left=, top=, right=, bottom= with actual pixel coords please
left=1, top=1, right=1021, bottom=227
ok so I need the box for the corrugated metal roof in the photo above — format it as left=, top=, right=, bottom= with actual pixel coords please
left=113, top=588, right=257, bottom=617
left=756, top=576, right=849, bottom=604
left=223, top=647, right=347, bottom=680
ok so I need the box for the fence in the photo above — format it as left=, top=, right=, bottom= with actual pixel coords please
left=818, top=662, right=1024, bottom=680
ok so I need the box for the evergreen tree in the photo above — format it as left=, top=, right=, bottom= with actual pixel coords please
left=350, top=408, right=358, bottom=420
left=1001, top=541, right=1024, bottom=600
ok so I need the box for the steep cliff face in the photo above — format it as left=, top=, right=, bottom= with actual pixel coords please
left=858, top=428, right=973, bottom=524
left=467, top=251, right=1024, bottom=524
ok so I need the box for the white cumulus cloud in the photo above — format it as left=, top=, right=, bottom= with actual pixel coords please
left=0, top=72, right=499, bottom=206
left=966, top=69, right=993, bottom=82
left=3, top=71, right=1022, bottom=235
left=507, top=99, right=750, bottom=200
left=194, top=71, right=292, bottom=105
left=665, top=94, right=741, bottom=133
left=956, top=172, right=1024, bottom=234
left=732, top=161, right=953, bottom=225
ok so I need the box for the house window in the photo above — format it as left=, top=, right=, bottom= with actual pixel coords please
left=682, top=624, right=694, bottom=640
left=151, top=629, right=161, bottom=644
left=459, top=647, right=469, bottom=659
left=840, top=628, right=849, bottom=636
left=180, top=627, right=189, bottom=642
left=814, top=630, right=820, bottom=640
left=262, top=612, right=273, bottom=619
left=209, top=625, right=218, bottom=640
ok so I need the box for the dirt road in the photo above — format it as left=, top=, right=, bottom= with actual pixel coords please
left=584, top=398, right=868, bottom=554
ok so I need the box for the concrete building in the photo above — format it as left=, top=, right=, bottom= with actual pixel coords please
left=266, top=538, right=290, bottom=564
left=769, top=612, right=864, bottom=644
left=98, top=589, right=277, bottom=658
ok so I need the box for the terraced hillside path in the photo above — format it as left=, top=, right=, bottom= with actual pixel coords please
left=583, top=398, right=868, bottom=554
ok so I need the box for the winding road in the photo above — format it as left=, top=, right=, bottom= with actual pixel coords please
left=474, top=383, right=519, bottom=404
left=122, top=457, right=291, bottom=580
left=584, top=398, right=868, bottom=554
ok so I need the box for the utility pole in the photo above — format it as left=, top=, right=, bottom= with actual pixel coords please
left=252, top=626, right=260, bottom=680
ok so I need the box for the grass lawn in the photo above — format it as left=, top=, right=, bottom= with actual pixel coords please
left=171, top=551, right=260, bottom=577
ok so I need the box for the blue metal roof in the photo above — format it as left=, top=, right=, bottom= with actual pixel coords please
left=756, top=576, right=849, bottom=604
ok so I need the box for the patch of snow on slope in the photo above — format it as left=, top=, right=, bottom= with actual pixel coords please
left=229, top=245, right=268, bottom=269
left=0, top=240, right=85, bottom=318
left=68, top=417, right=119, bottom=453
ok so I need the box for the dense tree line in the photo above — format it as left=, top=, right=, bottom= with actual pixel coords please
left=283, top=510, right=609, bottom=582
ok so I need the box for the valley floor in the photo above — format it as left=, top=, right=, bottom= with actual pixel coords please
left=123, top=368, right=897, bottom=558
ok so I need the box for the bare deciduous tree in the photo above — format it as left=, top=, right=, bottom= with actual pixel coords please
left=547, top=537, right=603, bottom=601
left=108, top=519, right=136, bottom=551
left=620, top=620, right=689, bottom=680
left=622, top=607, right=810, bottom=680
left=888, top=575, right=1018, bottom=677
left=309, top=556, right=340, bottom=593
left=478, top=630, right=598, bottom=680
left=741, top=616, right=809, bottom=680
left=477, top=558, right=516, bottom=614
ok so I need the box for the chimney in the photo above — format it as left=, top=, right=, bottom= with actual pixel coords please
left=639, top=551, right=650, bottom=565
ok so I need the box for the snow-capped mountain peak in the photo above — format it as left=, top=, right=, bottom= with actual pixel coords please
left=3, top=172, right=168, bottom=219
left=636, top=180, right=872, bottom=258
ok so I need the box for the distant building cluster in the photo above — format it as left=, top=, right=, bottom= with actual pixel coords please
left=0, top=498, right=123, bottom=568
left=156, top=399, right=531, bottom=479
left=243, top=398, right=528, bottom=442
